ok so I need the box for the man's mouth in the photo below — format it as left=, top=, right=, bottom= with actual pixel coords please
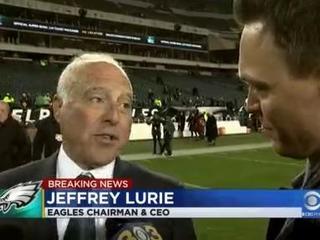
left=94, top=133, right=118, bottom=143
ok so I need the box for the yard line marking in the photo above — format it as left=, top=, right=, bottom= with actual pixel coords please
left=121, top=142, right=302, bottom=167
left=216, top=154, right=303, bottom=167
left=121, top=142, right=271, bottom=161
left=184, top=182, right=208, bottom=189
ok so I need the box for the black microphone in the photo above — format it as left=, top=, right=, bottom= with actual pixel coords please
left=106, top=219, right=163, bottom=240
left=105, top=218, right=129, bottom=239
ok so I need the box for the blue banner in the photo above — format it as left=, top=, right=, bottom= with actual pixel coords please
left=42, top=189, right=320, bottom=218
left=44, top=189, right=305, bottom=208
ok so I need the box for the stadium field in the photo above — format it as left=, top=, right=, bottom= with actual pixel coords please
left=123, top=133, right=304, bottom=240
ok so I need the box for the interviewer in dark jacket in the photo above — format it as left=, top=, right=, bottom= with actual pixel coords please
left=234, top=0, right=320, bottom=239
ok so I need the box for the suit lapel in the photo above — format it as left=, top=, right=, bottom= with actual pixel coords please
left=38, top=152, right=58, bottom=179
left=37, top=152, right=58, bottom=239
left=112, top=157, right=143, bottom=186
left=113, top=157, right=132, bottom=178
left=106, top=157, right=136, bottom=234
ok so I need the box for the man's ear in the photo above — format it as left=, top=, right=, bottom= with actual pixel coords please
left=52, top=95, right=63, bottom=123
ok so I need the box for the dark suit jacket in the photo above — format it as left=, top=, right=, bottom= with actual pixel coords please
left=0, top=154, right=197, bottom=240
left=0, top=116, right=31, bottom=172
left=266, top=172, right=320, bottom=240
left=33, top=116, right=61, bottom=160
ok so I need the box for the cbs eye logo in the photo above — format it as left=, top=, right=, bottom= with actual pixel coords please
left=304, top=191, right=320, bottom=211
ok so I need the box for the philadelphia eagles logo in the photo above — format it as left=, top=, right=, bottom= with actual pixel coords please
left=0, top=181, right=41, bottom=213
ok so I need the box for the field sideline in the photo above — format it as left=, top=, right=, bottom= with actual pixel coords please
left=122, top=133, right=305, bottom=240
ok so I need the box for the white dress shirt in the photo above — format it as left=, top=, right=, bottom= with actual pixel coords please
left=56, top=145, right=115, bottom=240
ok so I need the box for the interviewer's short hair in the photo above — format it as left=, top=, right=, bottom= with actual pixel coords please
left=234, top=0, right=320, bottom=78
left=57, top=53, right=129, bottom=101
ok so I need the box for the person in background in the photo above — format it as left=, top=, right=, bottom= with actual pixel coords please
left=187, top=112, right=196, bottom=138
left=194, top=112, right=205, bottom=139
left=2, top=93, right=15, bottom=108
left=43, top=92, right=52, bottom=107
left=176, top=111, right=186, bottom=138
left=147, top=88, right=154, bottom=106
left=35, top=93, right=46, bottom=108
left=238, top=98, right=249, bottom=127
left=161, top=115, right=175, bottom=156
left=0, top=101, right=31, bottom=172
left=19, top=92, right=32, bottom=109
left=206, top=112, right=218, bottom=146
left=146, top=111, right=163, bottom=154
left=20, top=100, right=29, bottom=126
left=33, top=106, right=61, bottom=160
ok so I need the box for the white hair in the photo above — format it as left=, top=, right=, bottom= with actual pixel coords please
left=57, top=53, right=129, bottom=101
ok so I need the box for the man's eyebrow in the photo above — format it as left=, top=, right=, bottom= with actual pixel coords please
left=120, top=93, right=133, bottom=101
left=83, top=87, right=133, bottom=100
left=239, top=74, right=269, bottom=88
left=84, top=87, right=106, bottom=93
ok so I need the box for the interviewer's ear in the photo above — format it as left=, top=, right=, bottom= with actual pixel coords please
left=52, top=94, right=63, bottom=123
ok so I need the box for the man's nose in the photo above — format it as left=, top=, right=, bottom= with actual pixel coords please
left=246, top=87, right=260, bottom=113
left=103, top=102, right=120, bottom=125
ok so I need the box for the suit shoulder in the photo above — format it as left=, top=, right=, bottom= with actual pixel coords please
left=7, top=117, right=23, bottom=129
left=0, top=160, right=49, bottom=188
left=120, top=160, right=181, bottom=189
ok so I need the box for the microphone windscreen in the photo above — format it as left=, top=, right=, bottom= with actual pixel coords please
left=107, top=221, right=163, bottom=240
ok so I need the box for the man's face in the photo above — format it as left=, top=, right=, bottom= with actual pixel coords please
left=239, top=23, right=320, bottom=159
left=54, top=63, right=133, bottom=169
left=0, top=103, right=9, bottom=123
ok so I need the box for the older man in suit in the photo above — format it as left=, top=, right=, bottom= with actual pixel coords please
left=0, top=53, right=196, bottom=240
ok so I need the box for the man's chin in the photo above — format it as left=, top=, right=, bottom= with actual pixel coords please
left=82, top=149, right=118, bottom=169
left=272, top=141, right=306, bottom=160
left=83, top=158, right=115, bottom=170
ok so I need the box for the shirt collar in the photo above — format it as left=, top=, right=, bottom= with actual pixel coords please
left=56, top=145, right=115, bottom=179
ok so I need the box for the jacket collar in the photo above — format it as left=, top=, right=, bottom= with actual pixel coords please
left=291, top=159, right=320, bottom=189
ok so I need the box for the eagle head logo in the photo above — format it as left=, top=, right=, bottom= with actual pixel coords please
left=0, top=181, right=41, bottom=213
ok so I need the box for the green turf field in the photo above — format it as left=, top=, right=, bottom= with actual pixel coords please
left=123, top=133, right=305, bottom=240
left=122, top=133, right=268, bottom=154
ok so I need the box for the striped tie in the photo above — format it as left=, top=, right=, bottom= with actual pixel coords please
left=63, top=172, right=96, bottom=240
